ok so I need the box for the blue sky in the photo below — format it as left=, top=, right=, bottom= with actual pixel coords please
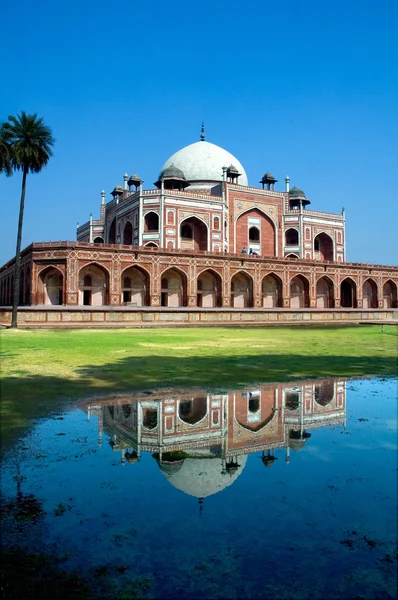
left=1, top=0, right=397, bottom=265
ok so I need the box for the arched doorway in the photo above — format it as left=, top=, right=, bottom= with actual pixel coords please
left=262, top=274, right=282, bottom=307
left=363, top=279, right=378, bottom=309
left=121, top=267, right=149, bottom=306
left=40, top=268, right=64, bottom=305
left=123, top=221, right=133, bottom=245
left=180, top=217, right=208, bottom=251
left=290, top=275, right=310, bottom=308
left=197, top=270, right=222, bottom=307
left=314, top=233, right=334, bottom=261
left=286, top=253, right=299, bottom=259
left=160, top=268, right=187, bottom=307
left=78, top=264, right=109, bottom=306
left=108, top=219, right=116, bottom=244
left=236, top=208, right=275, bottom=256
left=316, top=277, right=334, bottom=308
left=285, top=228, right=299, bottom=246
left=231, top=272, right=253, bottom=308
left=144, top=212, right=159, bottom=232
left=178, top=397, right=207, bottom=425
left=383, top=280, right=397, bottom=308
left=341, top=278, right=357, bottom=308
left=93, top=237, right=104, bottom=244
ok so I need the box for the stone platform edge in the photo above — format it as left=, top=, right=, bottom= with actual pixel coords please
left=0, top=306, right=397, bottom=328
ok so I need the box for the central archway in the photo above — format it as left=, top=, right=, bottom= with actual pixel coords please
left=290, top=275, right=310, bottom=308
left=262, top=274, right=282, bottom=307
left=179, top=217, right=208, bottom=251
left=197, top=270, right=222, bottom=307
left=231, top=272, right=253, bottom=308
left=236, top=208, right=275, bottom=256
left=160, top=268, right=187, bottom=307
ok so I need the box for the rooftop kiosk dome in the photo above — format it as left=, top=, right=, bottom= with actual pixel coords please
left=159, top=140, right=248, bottom=190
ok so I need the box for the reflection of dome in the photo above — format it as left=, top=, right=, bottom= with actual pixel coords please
left=160, top=141, right=248, bottom=190
left=158, top=454, right=247, bottom=498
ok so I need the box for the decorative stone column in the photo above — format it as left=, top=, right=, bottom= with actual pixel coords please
left=66, top=253, right=79, bottom=305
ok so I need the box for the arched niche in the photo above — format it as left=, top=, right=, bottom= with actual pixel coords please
left=341, top=278, right=357, bottom=308
left=178, top=397, right=207, bottom=425
left=24, top=266, right=31, bottom=305
left=160, top=268, right=187, bottom=307
left=262, top=273, right=282, bottom=308
left=285, top=391, right=299, bottom=411
left=144, top=212, right=159, bottom=232
left=285, top=228, right=299, bottom=246
left=314, top=232, right=333, bottom=261
left=383, top=280, right=397, bottom=308
left=142, top=408, right=158, bottom=430
left=197, top=269, right=222, bottom=307
left=19, top=267, right=25, bottom=304
left=123, top=221, right=133, bottom=245
left=290, top=275, right=310, bottom=308
left=78, top=264, right=109, bottom=306
left=363, top=278, right=378, bottom=309
left=93, top=236, right=104, bottom=244
left=316, top=276, right=334, bottom=308
left=231, top=272, right=253, bottom=308
left=121, top=266, right=149, bottom=306
left=39, top=267, right=64, bottom=305
left=314, top=382, right=335, bottom=407
left=180, top=217, right=208, bottom=251
left=108, top=219, right=116, bottom=244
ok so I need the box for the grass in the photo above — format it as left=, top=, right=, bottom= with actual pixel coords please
left=0, top=325, right=397, bottom=452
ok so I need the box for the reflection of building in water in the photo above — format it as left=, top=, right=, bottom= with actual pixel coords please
left=85, top=379, right=346, bottom=500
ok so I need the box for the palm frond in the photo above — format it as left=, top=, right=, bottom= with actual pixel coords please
left=2, top=111, right=55, bottom=173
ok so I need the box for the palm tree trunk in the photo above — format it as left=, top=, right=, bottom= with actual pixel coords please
left=11, top=167, right=27, bottom=328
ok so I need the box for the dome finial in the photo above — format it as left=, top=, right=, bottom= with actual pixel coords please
left=200, top=121, right=205, bottom=141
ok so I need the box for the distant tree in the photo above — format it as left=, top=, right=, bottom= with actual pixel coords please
left=1, top=112, right=54, bottom=327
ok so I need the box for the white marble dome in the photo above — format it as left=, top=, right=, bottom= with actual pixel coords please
left=158, top=455, right=247, bottom=498
left=159, top=141, right=248, bottom=190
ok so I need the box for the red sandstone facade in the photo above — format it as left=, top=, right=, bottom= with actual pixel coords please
left=0, top=138, right=397, bottom=312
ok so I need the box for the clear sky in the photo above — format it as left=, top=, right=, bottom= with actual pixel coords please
left=1, top=0, right=397, bottom=266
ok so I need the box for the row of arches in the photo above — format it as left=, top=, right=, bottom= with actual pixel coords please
left=30, top=264, right=398, bottom=309
left=0, top=266, right=31, bottom=306
left=106, top=210, right=278, bottom=254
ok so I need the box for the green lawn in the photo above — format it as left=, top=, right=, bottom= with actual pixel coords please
left=1, top=325, right=397, bottom=453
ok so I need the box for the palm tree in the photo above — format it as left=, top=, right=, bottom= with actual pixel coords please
left=0, top=128, right=13, bottom=176
left=1, top=112, right=54, bottom=327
